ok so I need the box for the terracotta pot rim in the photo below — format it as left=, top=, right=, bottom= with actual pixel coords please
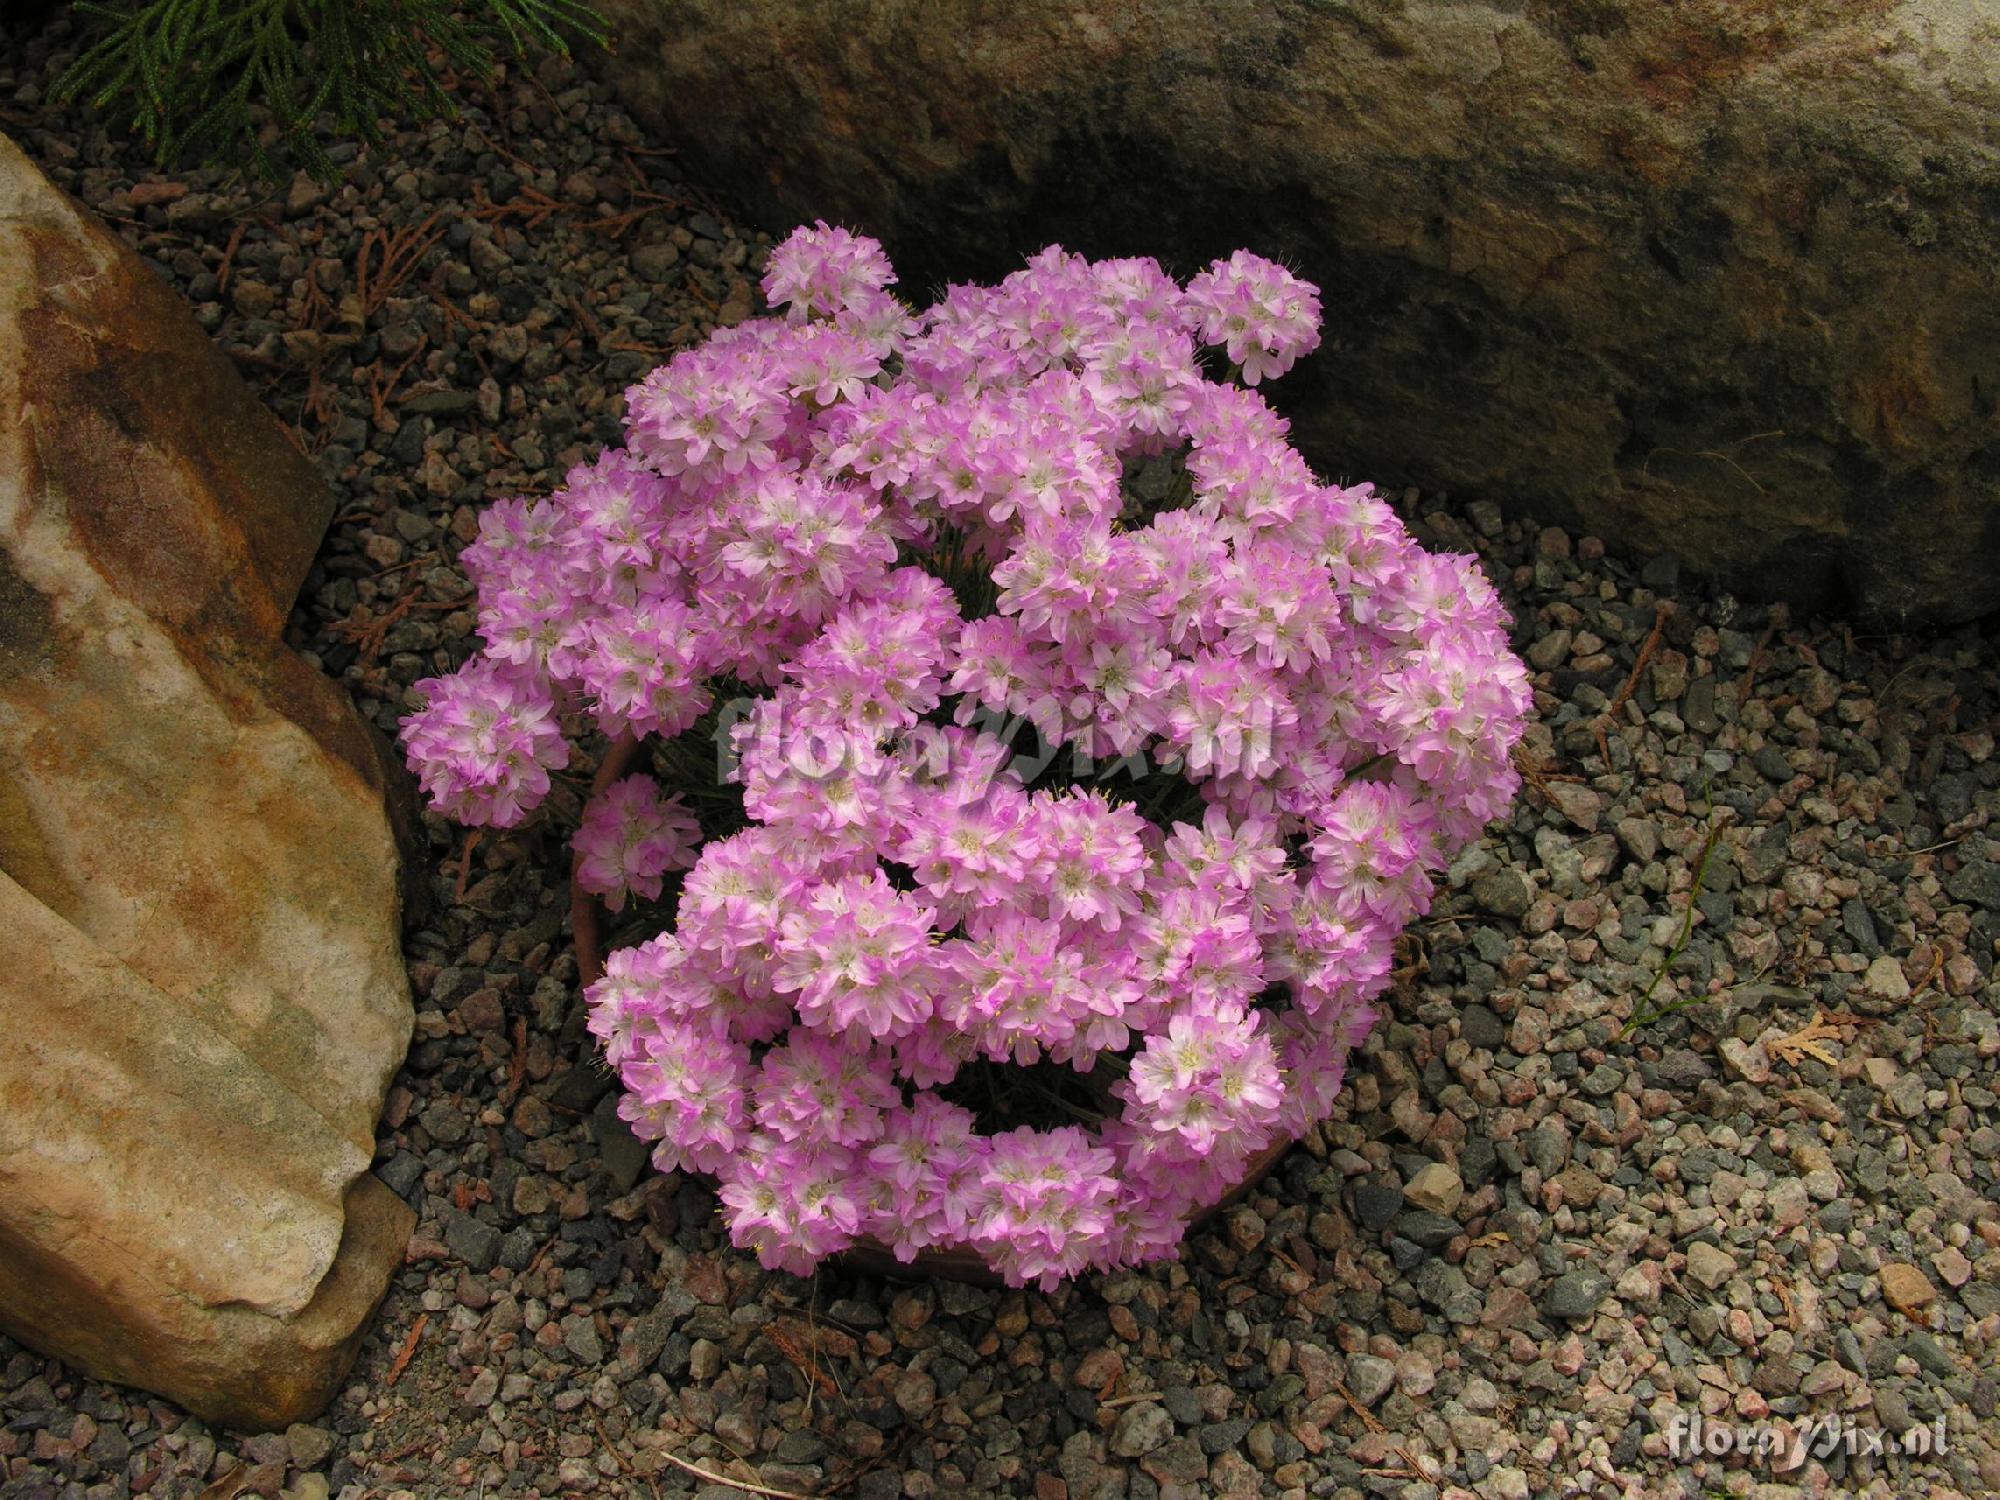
left=568, top=734, right=1295, bottom=1285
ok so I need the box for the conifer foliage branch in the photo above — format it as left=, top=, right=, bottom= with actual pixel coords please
left=54, top=0, right=609, bottom=183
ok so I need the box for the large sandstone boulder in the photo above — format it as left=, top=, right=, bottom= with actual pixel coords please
left=0, top=134, right=413, bottom=1429
left=593, top=0, right=2000, bottom=625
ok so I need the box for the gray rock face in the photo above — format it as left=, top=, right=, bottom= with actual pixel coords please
left=591, top=0, right=2000, bottom=624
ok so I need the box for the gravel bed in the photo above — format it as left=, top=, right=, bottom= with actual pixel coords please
left=2, top=18, right=1996, bottom=1500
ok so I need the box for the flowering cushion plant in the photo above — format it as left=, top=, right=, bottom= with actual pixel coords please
left=402, top=223, right=1532, bottom=1288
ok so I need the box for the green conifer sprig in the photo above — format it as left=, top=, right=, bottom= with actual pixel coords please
left=54, top=0, right=609, bottom=183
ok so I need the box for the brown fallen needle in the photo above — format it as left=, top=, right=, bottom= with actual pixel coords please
left=499, top=1013, right=529, bottom=1109
left=1097, top=1390, right=1165, bottom=1410
left=1735, top=602, right=1788, bottom=707
left=384, top=1312, right=427, bottom=1387
left=214, top=220, right=247, bottom=295
left=1593, top=599, right=1673, bottom=769
left=455, top=829, right=481, bottom=904
left=1333, top=1377, right=1387, bottom=1434
left=657, top=1450, right=817, bottom=1499
left=592, top=1414, right=635, bottom=1474
left=1333, top=1378, right=1432, bottom=1482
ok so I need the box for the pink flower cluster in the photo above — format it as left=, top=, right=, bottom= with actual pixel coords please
left=404, top=224, right=1531, bottom=1287
left=572, top=774, right=701, bottom=913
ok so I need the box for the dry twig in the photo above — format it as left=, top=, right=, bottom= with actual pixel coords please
left=384, top=1313, right=428, bottom=1387
left=1593, top=598, right=1673, bottom=768
left=471, top=181, right=570, bottom=232
left=767, top=1319, right=841, bottom=1405
left=455, top=829, right=482, bottom=905
left=592, top=1415, right=634, bottom=1473
left=357, top=211, right=447, bottom=317
left=330, top=583, right=422, bottom=661
left=214, top=220, right=247, bottom=294
left=500, top=1014, right=529, bottom=1109
left=364, top=337, right=430, bottom=427
left=1736, top=604, right=1788, bottom=708
left=656, top=1451, right=817, bottom=1500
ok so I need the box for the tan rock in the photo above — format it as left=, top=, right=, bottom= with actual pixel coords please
left=1685, top=1241, right=1738, bottom=1292
left=0, top=876, right=411, bottom=1427
left=0, top=133, right=412, bottom=1429
left=1933, top=1247, right=1972, bottom=1288
left=1718, top=1037, right=1772, bottom=1084
left=1402, top=1161, right=1464, bottom=1218
left=1878, top=1261, right=1938, bottom=1318
left=1862, top=954, right=1913, bottom=1000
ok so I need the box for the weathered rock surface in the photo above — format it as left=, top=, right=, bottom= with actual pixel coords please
left=593, top=0, right=2000, bottom=624
left=0, top=133, right=413, bottom=1429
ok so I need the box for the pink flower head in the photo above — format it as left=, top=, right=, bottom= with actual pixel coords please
left=1161, top=804, right=1290, bottom=908
left=762, top=221, right=898, bottom=320
left=1123, top=1006, right=1282, bottom=1157
left=1181, top=250, right=1322, bottom=385
left=898, top=785, right=1032, bottom=920
left=938, top=911, right=1138, bottom=1065
left=561, top=448, right=675, bottom=600
left=618, top=1015, right=753, bottom=1176
left=973, top=1126, right=1121, bottom=1291
left=1019, top=789, right=1151, bottom=931
left=1163, top=650, right=1298, bottom=780
left=719, top=1135, right=865, bottom=1275
left=578, top=598, right=710, bottom=739
left=863, top=1096, right=987, bottom=1258
left=403, top=658, right=569, bottom=828
left=714, top=467, right=897, bottom=627
left=624, top=338, right=793, bottom=481
left=774, top=871, right=940, bottom=1043
left=1306, top=778, right=1442, bottom=927
left=753, top=1030, right=901, bottom=1147
left=572, top=774, right=702, bottom=913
